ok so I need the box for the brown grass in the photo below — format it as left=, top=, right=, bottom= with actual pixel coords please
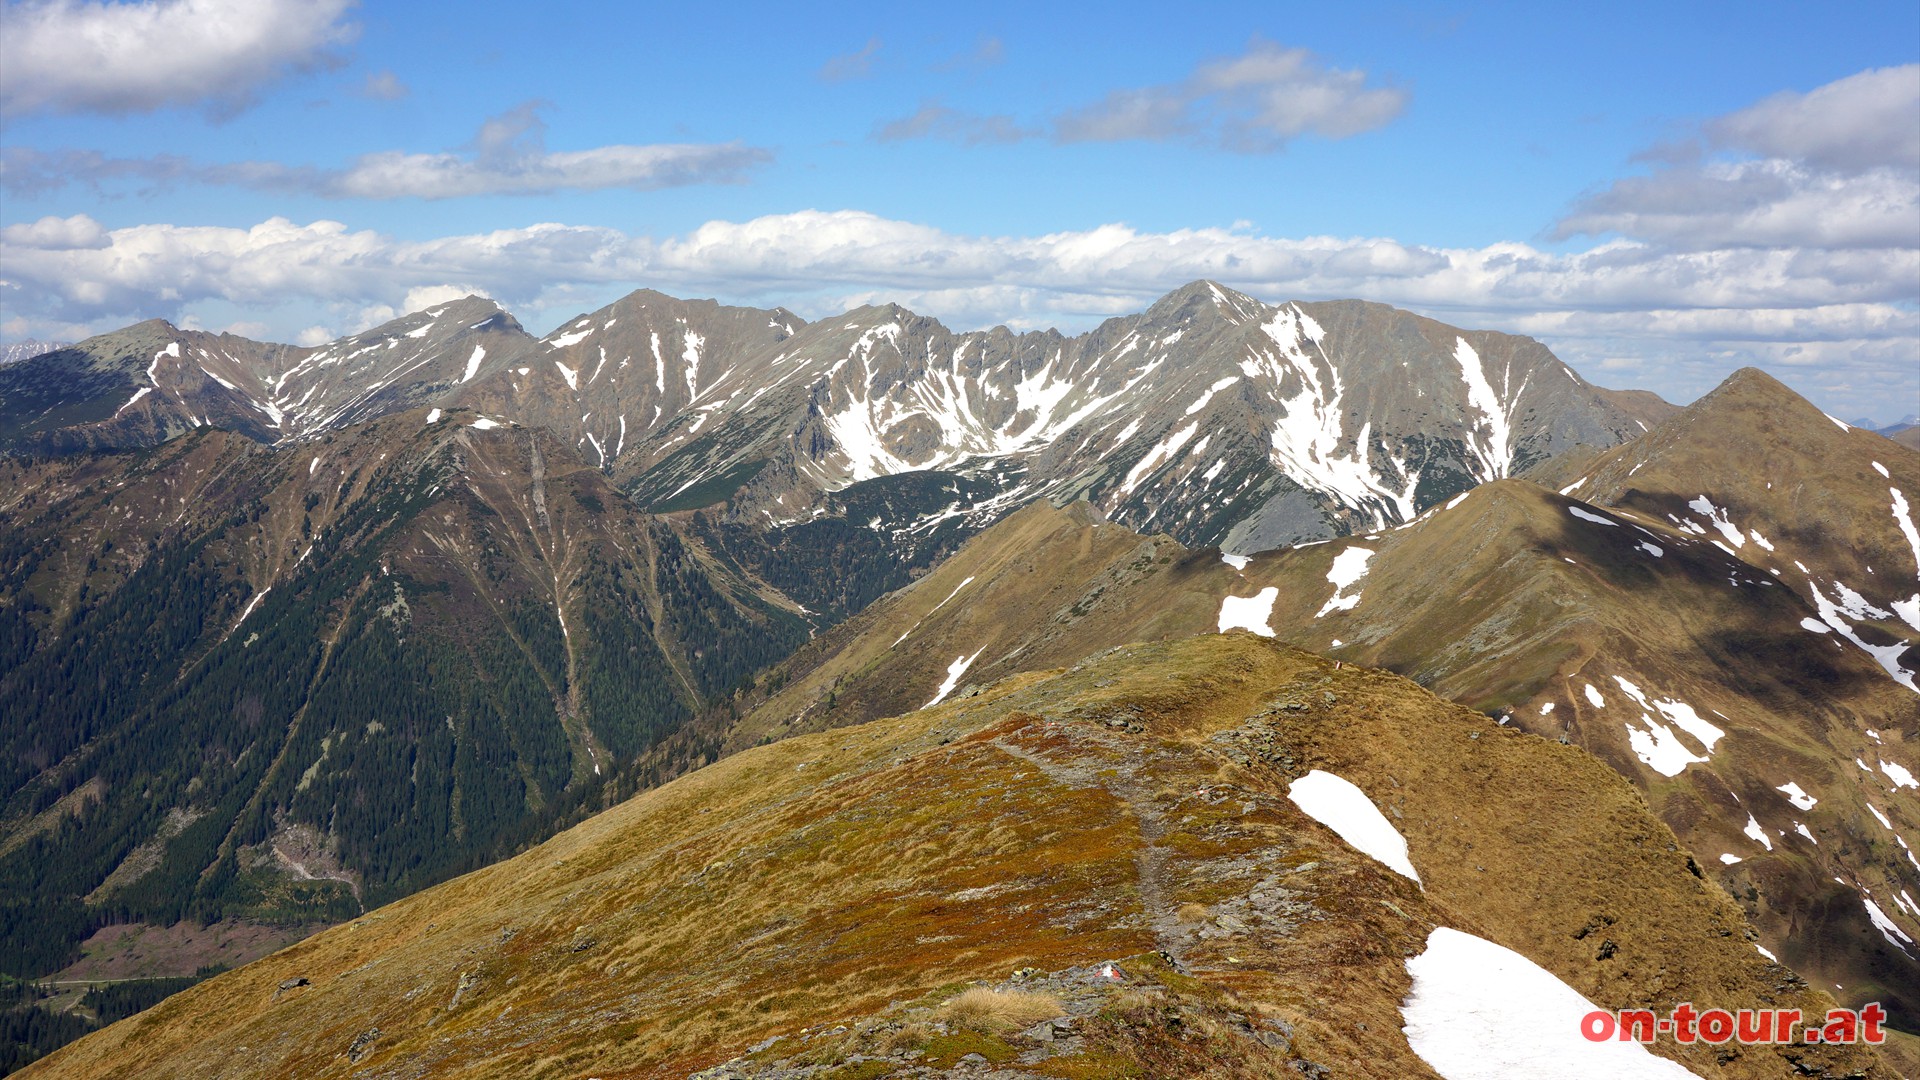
left=938, top=986, right=1065, bottom=1034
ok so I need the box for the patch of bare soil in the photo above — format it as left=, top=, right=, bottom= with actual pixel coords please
left=49, top=920, right=327, bottom=983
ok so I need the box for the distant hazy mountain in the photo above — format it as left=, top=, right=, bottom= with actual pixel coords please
left=0, top=339, right=67, bottom=366
left=2, top=284, right=1670, bottom=557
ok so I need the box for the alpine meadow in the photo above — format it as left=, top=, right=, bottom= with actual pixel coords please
left=0, top=3, right=1915, bottom=1078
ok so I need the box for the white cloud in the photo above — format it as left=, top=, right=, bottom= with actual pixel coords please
left=1054, top=38, right=1406, bottom=150
left=1558, top=66, right=1920, bottom=252
left=0, top=0, right=357, bottom=118
left=1557, top=158, right=1917, bottom=251
left=878, top=39, right=1405, bottom=151
left=1, top=103, right=772, bottom=199
left=328, top=141, right=769, bottom=199
left=1709, top=64, right=1920, bottom=171
left=5, top=209, right=1910, bottom=371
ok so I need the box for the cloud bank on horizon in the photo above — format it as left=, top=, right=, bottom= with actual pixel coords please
left=0, top=1, right=1913, bottom=422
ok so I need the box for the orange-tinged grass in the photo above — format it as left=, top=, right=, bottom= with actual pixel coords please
left=28, top=635, right=1896, bottom=1080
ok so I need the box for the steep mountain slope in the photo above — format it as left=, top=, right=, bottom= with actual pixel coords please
left=449, top=289, right=805, bottom=471
left=699, top=479, right=1919, bottom=1034
left=4, top=284, right=1667, bottom=560
left=29, top=635, right=1889, bottom=1079
left=0, top=408, right=810, bottom=989
left=0, top=321, right=303, bottom=452
left=609, top=283, right=1668, bottom=554
left=1567, top=367, right=1920, bottom=690
left=0, top=341, right=67, bottom=367
left=0, top=299, right=534, bottom=455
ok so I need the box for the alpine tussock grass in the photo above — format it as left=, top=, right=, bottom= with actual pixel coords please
left=939, top=986, right=1065, bottom=1034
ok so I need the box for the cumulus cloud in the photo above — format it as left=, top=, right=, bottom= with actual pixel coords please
left=1709, top=65, right=1920, bottom=171
left=1557, top=65, right=1920, bottom=252
left=2, top=208, right=1911, bottom=415
left=5, top=208, right=1910, bottom=339
left=1, top=103, right=772, bottom=199
left=820, top=37, right=881, bottom=82
left=879, top=38, right=1405, bottom=151
left=0, top=0, right=358, bottom=118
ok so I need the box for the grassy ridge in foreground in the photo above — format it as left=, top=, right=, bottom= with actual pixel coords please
left=30, top=635, right=1890, bottom=1078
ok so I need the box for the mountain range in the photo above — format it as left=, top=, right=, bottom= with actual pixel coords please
left=3, top=282, right=1915, bottom=1077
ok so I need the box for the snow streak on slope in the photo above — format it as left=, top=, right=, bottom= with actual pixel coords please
left=812, top=324, right=1165, bottom=489
left=924, top=649, right=984, bottom=708
left=1453, top=337, right=1523, bottom=481
left=1249, top=305, right=1419, bottom=529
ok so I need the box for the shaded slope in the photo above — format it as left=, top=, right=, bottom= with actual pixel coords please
left=0, top=301, right=537, bottom=455
left=1567, top=367, right=1920, bottom=688
left=0, top=409, right=809, bottom=985
left=30, top=636, right=1886, bottom=1078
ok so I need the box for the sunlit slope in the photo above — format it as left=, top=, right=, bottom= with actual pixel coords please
left=1569, top=366, right=1920, bottom=684
left=29, top=635, right=1885, bottom=1078
left=707, top=479, right=1919, bottom=1037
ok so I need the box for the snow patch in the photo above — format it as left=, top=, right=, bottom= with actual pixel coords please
left=1881, top=759, right=1918, bottom=789
left=1314, top=546, right=1374, bottom=617
left=1625, top=721, right=1708, bottom=777
left=471, top=417, right=501, bottom=430
left=1863, top=897, right=1913, bottom=952
left=1218, top=588, right=1280, bottom=637
left=554, top=361, right=579, bottom=390
left=924, top=649, right=985, bottom=708
left=1221, top=552, right=1250, bottom=571
left=1400, top=927, right=1700, bottom=1080
left=425, top=408, right=442, bottom=424
left=1287, top=770, right=1419, bottom=882
left=1744, top=814, right=1773, bottom=851
left=547, top=326, right=593, bottom=349
left=1583, top=683, right=1605, bottom=708
left=461, top=344, right=486, bottom=382
left=1567, top=506, right=1616, bottom=527
left=1775, top=782, right=1817, bottom=811
left=1686, top=496, right=1746, bottom=550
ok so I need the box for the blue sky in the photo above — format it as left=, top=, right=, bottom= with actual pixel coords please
left=2, top=0, right=1916, bottom=422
